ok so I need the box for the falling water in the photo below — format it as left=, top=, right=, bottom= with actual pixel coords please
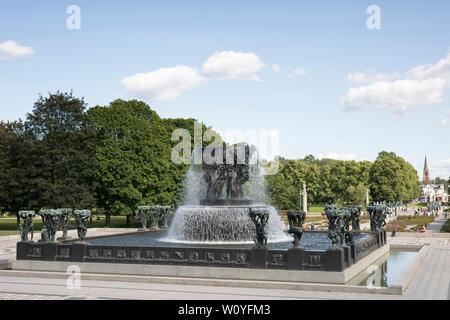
left=166, top=205, right=289, bottom=243
left=165, top=148, right=290, bottom=243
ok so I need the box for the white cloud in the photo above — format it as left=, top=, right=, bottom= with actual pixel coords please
left=0, top=40, right=34, bottom=60
left=318, top=152, right=357, bottom=161
left=121, top=65, right=206, bottom=101
left=438, top=118, right=450, bottom=127
left=272, top=64, right=281, bottom=74
left=347, top=72, right=401, bottom=84
left=341, top=78, right=446, bottom=115
left=121, top=50, right=266, bottom=101
left=201, top=51, right=265, bottom=81
left=445, top=109, right=450, bottom=114
left=405, top=51, right=450, bottom=83
left=342, top=49, right=450, bottom=115
left=429, top=159, right=450, bottom=179
left=289, top=67, right=307, bottom=78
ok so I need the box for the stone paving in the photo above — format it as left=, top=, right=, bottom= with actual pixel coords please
left=426, top=218, right=447, bottom=233
left=0, top=222, right=449, bottom=300
left=403, top=245, right=450, bottom=300
left=388, top=236, right=450, bottom=246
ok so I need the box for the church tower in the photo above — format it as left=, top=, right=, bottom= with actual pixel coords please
left=423, top=155, right=431, bottom=184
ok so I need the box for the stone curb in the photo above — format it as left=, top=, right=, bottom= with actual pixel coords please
left=393, top=244, right=431, bottom=294
left=0, top=268, right=402, bottom=296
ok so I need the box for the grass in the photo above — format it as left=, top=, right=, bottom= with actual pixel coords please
left=308, top=206, right=325, bottom=213
left=440, top=219, right=450, bottom=233
left=0, top=230, right=20, bottom=237
left=385, top=215, right=435, bottom=232
left=407, top=202, right=428, bottom=208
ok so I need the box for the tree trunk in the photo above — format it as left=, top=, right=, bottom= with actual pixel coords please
left=16, top=213, right=20, bottom=231
left=105, top=212, right=111, bottom=228
left=126, top=214, right=131, bottom=225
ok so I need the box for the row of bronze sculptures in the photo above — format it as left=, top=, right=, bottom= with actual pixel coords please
left=19, top=209, right=91, bottom=242
left=247, top=205, right=364, bottom=249
left=135, top=206, right=172, bottom=230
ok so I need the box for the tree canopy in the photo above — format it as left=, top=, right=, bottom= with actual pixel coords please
left=0, top=92, right=422, bottom=219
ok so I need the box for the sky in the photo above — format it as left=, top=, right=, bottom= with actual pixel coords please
left=1, top=0, right=450, bottom=180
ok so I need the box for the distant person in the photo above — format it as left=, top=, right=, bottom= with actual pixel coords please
left=302, top=223, right=306, bottom=231
left=311, top=224, right=315, bottom=231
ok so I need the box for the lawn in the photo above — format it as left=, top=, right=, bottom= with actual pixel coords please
left=406, top=202, right=428, bottom=208
left=0, top=230, right=21, bottom=237
left=308, top=206, right=325, bottom=213
left=440, top=219, right=450, bottom=233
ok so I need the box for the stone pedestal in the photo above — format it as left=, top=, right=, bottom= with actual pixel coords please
left=325, top=247, right=345, bottom=272
left=350, top=244, right=356, bottom=261
left=250, top=248, right=267, bottom=269
left=72, top=242, right=88, bottom=262
left=16, top=241, right=29, bottom=260
left=342, top=245, right=353, bottom=267
left=57, top=236, right=72, bottom=241
left=287, top=247, right=304, bottom=270
left=42, top=242, right=58, bottom=261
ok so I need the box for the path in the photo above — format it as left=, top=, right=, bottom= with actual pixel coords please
left=426, top=218, right=447, bottom=233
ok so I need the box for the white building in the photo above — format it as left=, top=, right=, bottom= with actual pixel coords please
left=420, top=184, right=448, bottom=202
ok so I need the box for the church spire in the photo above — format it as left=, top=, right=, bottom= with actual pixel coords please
left=423, top=155, right=431, bottom=184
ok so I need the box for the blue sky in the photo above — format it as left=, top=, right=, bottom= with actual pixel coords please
left=1, top=0, right=450, bottom=179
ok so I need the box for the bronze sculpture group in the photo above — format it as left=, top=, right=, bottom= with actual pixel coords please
left=287, top=210, right=306, bottom=248
left=248, top=207, right=269, bottom=248
left=18, top=208, right=91, bottom=243
left=367, top=202, right=387, bottom=232
left=324, top=205, right=363, bottom=247
left=18, top=211, right=35, bottom=241
left=39, top=209, right=63, bottom=242
left=73, top=210, right=91, bottom=241
left=202, top=144, right=255, bottom=203
left=135, top=205, right=172, bottom=230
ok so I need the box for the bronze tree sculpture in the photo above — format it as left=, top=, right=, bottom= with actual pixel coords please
left=136, top=206, right=151, bottom=230
left=248, top=207, right=269, bottom=248
left=287, top=210, right=306, bottom=248
left=325, top=205, right=344, bottom=246
left=18, top=210, right=35, bottom=242
left=58, top=208, right=73, bottom=240
left=39, top=209, right=62, bottom=242
left=73, top=210, right=91, bottom=241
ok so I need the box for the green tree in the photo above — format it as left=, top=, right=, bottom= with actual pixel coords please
left=346, top=183, right=367, bottom=205
left=432, top=177, right=448, bottom=190
left=88, top=99, right=173, bottom=226
left=24, top=91, right=97, bottom=209
left=0, top=121, right=36, bottom=227
left=369, top=151, right=420, bottom=202
left=266, top=159, right=321, bottom=210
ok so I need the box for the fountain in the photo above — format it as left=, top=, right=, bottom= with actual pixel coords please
left=166, top=144, right=289, bottom=243
left=15, top=143, right=388, bottom=281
